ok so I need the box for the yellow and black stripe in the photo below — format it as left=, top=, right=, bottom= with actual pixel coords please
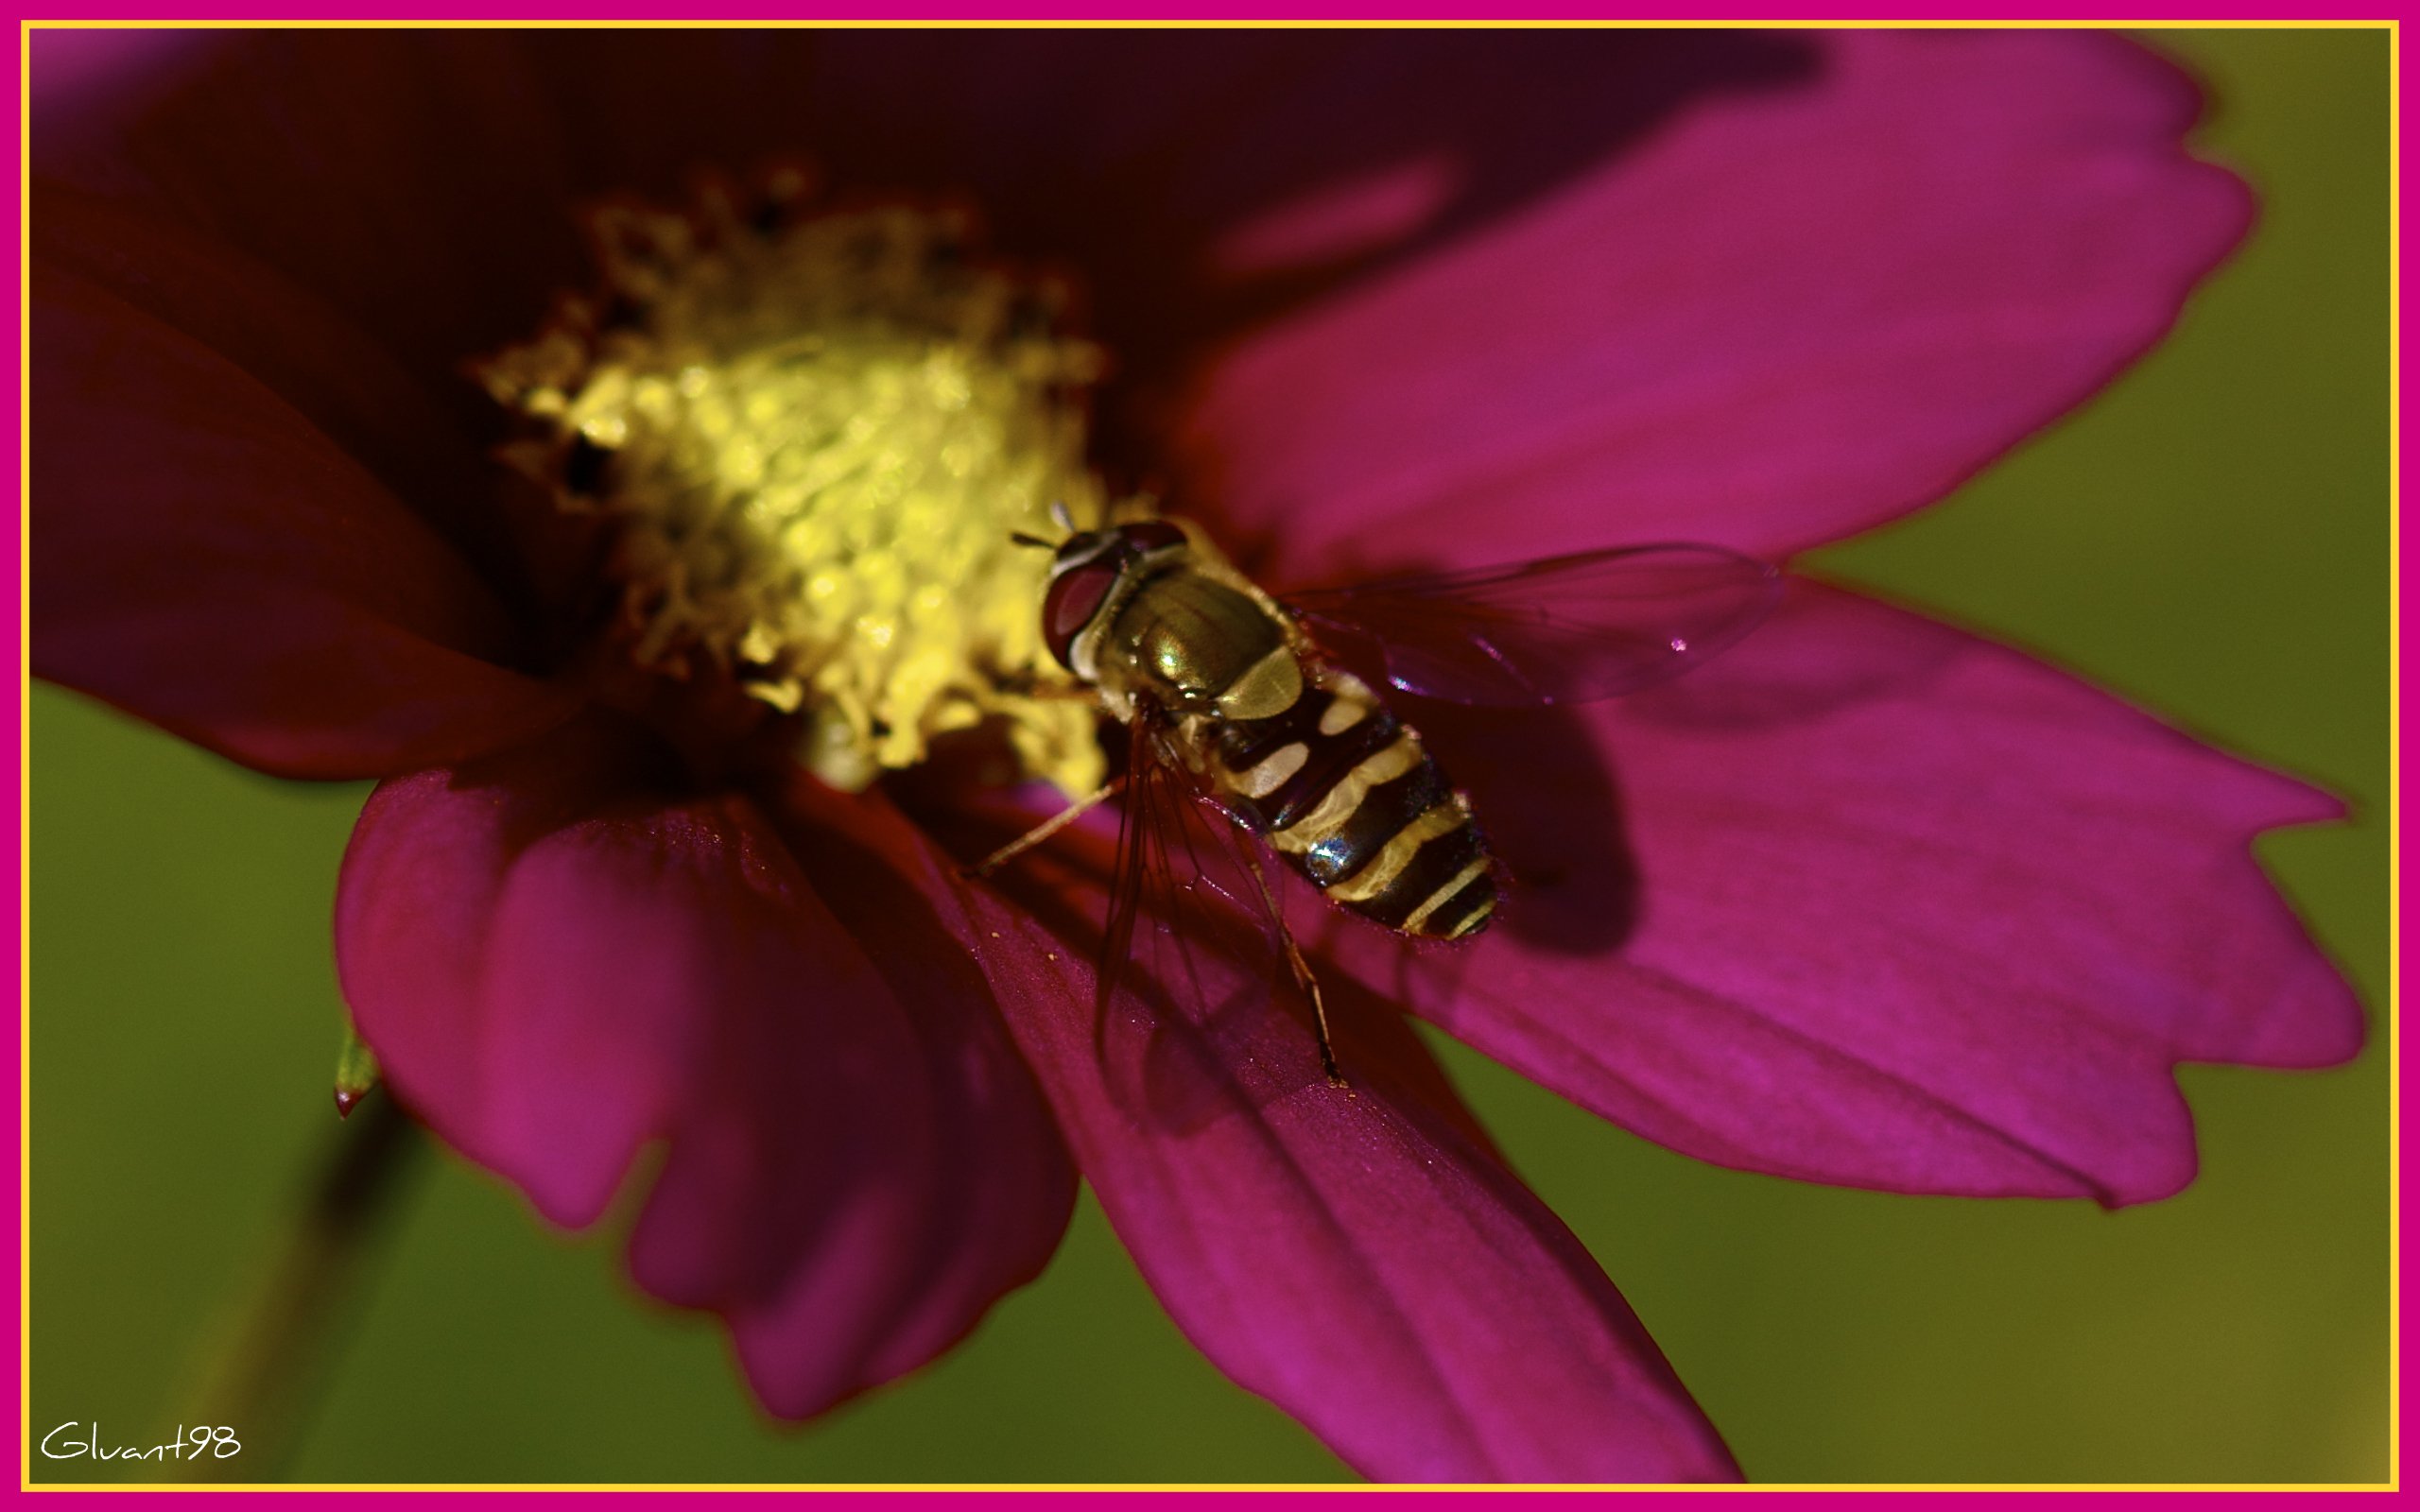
left=1209, top=672, right=1497, bottom=940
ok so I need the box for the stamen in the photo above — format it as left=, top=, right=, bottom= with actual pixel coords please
left=479, top=172, right=1111, bottom=795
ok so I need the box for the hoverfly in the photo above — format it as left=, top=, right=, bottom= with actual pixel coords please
left=979, top=507, right=1780, bottom=1090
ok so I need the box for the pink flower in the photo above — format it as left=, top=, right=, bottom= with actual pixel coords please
left=31, top=28, right=2360, bottom=1483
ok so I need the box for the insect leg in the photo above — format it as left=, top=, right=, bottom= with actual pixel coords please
left=1242, top=845, right=1348, bottom=1091
left=965, top=778, right=1124, bottom=879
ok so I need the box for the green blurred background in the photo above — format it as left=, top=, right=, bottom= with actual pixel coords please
left=29, top=27, right=2391, bottom=1486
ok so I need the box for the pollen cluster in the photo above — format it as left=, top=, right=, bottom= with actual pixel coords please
left=479, top=176, right=1108, bottom=794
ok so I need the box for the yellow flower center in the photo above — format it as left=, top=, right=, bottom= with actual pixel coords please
left=478, top=173, right=1109, bottom=795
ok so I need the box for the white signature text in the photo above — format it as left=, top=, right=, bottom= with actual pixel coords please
left=39, top=1422, right=240, bottom=1463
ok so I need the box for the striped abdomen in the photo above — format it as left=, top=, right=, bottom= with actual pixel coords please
left=1205, top=670, right=1497, bottom=940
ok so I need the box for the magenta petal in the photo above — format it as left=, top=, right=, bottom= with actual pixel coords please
left=32, top=259, right=574, bottom=779
left=33, top=32, right=587, bottom=400
left=36, top=184, right=514, bottom=567
left=1376, top=581, right=2360, bottom=1207
left=876, top=805, right=1733, bottom=1484
left=335, top=724, right=1075, bottom=1418
left=39, top=31, right=1800, bottom=415
left=1181, top=31, right=2250, bottom=576
left=771, top=32, right=1811, bottom=391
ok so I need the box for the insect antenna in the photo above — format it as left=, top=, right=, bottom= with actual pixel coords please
left=1008, top=530, right=1057, bottom=550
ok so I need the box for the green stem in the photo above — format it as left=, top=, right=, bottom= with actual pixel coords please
left=169, top=1093, right=422, bottom=1483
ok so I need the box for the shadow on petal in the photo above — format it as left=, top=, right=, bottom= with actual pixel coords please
left=1388, top=579, right=2361, bottom=1207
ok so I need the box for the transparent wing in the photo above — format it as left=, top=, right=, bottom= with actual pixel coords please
left=1285, top=541, right=1782, bottom=707
left=1094, top=711, right=1319, bottom=1121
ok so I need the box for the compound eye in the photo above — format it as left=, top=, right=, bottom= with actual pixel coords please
left=1044, top=559, right=1123, bottom=668
left=1121, top=521, right=1187, bottom=555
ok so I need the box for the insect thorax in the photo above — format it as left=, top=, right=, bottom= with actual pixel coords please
left=1102, top=569, right=1300, bottom=717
